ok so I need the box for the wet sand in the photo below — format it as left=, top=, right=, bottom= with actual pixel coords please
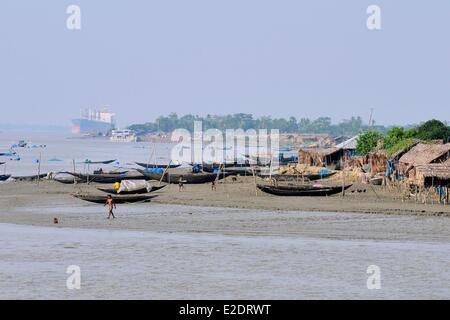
left=1, top=179, right=449, bottom=299
left=0, top=178, right=449, bottom=239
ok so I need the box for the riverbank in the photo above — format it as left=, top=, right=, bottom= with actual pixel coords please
left=1, top=179, right=449, bottom=299
left=1, top=176, right=449, bottom=218
left=0, top=178, right=449, bottom=237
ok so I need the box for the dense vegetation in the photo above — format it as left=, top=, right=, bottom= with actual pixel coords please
left=356, top=120, right=450, bottom=156
left=128, top=113, right=387, bottom=136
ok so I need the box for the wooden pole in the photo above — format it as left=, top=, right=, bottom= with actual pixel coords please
left=37, top=152, right=41, bottom=185
left=446, top=186, right=449, bottom=205
left=147, top=146, right=155, bottom=169
left=159, top=160, right=172, bottom=186
left=341, top=153, right=345, bottom=197
left=251, top=165, right=258, bottom=196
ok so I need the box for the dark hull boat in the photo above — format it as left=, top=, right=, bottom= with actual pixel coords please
left=137, top=169, right=231, bottom=184
left=67, top=172, right=145, bottom=183
left=12, top=173, right=48, bottom=182
left=257, top=184, right=353, bottom=196
left=259, top=172, right=336, bottom=181
left=79, top=159, right=116, bottom=165
left=53, top=176, right=84, bottom=184
left=201, top=162, right=251, bottom=173
left=0, top=174, right=11, bottom=181
left=0, top=162, right=5, bottom=165
left=72, top=193, right=156, bottom=204
left=97, top=185, right=166, bottom=195
left=135, top=162, right=181, bottom=169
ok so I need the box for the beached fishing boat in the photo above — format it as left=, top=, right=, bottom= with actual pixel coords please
left=53, top=174, right=84, bottom=184
left=78, top=159, right=116, bottom=165
left=0, top=152, right=17, bottom=157
left=369, top=177, right=384, bottom=186
left=72, top=193, right=156, bottom=204
left=137, top=169, right=231, bottom=184
left=67, top=172, right=145, bottom=183
left=257, top=184, right=353, bottom=196
left=135, top=162, right=181, bottom=169
left=200, top=162, right=251, bottom=172
left=97, top=184, right=166, bottom=195
left=12, top=173, right=48, bottom=182
left=0, top=162, right=5, bottom=165
left=0, top=174, right=11, bottom=181
left=258, top=172, right=336, bottom=181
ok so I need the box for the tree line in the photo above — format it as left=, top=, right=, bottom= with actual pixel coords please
left=128, top=113, right=388, bottom=136
left=356, top=119, right=450, bottom=156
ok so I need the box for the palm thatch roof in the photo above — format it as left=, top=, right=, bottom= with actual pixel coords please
left=399, top=143, right=450, bottom=166
left=414, top=164, right=450, bottom=179
left=388, top=140, right=420, bottom=160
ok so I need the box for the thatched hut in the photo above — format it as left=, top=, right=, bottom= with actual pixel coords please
left=398, top=143, right=450, bottom=173
left=409, top=164, right=450, bottom=187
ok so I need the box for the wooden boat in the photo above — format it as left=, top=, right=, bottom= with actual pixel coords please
left=53, top=176, right=84, bottom=184
left=212, top=166, right=258, bottom=176
left=97, top=185, right=166, bottom=195
left=67, top=172, right=145, bottom=183
left=78, top=159, right=116, bottom=165
left=257, top=184, right=353, bottom=196
left=12, top=173, right=48, bottom=181
left=258, top=172, right=336, bottom=181
left=0, top=162, right=5, bottom=165
left=369, top=177, right=384, bottom=186
left=137, top=169, right=231, bottom=184
left=0, top=174, right=11, bottom=181
left=72, top=193, right=156, bottom=204
left=135, top=162, right=181, bottom=169
left=93, top=170, right=128, bottom=175
left=200, top=162, right=251, bottom=172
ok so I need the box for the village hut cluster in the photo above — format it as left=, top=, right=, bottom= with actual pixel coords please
left=282, top=136, right=450, bottom=205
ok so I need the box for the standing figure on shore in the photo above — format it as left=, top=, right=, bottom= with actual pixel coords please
left=104, top=195, right=116, bottom=219
left=211, top=180, right=216, bottom=191
left=178, top=175, right=184, bottom=192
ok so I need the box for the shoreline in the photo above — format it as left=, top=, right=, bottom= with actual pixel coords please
left=0, top=178, right=449, bottom=241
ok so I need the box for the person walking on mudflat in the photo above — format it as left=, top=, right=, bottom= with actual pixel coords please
left=104, top=195, right=116, bottom=219
left=178, top=175, right=185, bottom=192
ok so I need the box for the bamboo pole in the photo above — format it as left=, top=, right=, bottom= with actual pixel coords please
left=36, top=152, right=41, bottom=185
left=341, top=154, right=345, bottom=197
left=251, top=165, right=258, bottom=196
left=446, top=186, right=449, bottom=205
left=159, top=160, right=172, bottom=186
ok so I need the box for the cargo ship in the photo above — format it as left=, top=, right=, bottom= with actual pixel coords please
left=71, top=108, right=116, bottom=135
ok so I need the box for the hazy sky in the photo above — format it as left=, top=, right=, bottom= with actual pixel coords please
left=1, top=0, right=449, bottom=128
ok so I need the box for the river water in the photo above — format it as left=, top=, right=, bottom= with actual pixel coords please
left=0, top=218, right=449, bottom=300
left=0, top=132, right=177, bottom=176
left=0, top=132, right=449, bottom=299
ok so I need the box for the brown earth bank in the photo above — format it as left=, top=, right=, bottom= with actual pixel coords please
left=0, top=177, right=449, bottom=242
left=1, top=176, right=450, bottom=216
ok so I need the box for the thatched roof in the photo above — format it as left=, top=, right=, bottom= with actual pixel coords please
left=415, top=164, right=450, bottom=179
left=389, top=140, right=420, bottom=160
left=399, top=143, right=450, bottom=166
left=319, top=147, right=341, bottom=157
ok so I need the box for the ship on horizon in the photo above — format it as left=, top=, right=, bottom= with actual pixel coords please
left=71, top=108, right=116, bottom=135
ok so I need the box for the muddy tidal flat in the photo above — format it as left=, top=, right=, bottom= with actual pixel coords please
left=0, top=179, right=449, bottom=299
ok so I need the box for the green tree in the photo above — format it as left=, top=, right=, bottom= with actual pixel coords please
left=409, top=119, right=450, bottom=142
left=356, top=131, right=384, bottom=155
left=383, top=127, right=411, bottom=150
